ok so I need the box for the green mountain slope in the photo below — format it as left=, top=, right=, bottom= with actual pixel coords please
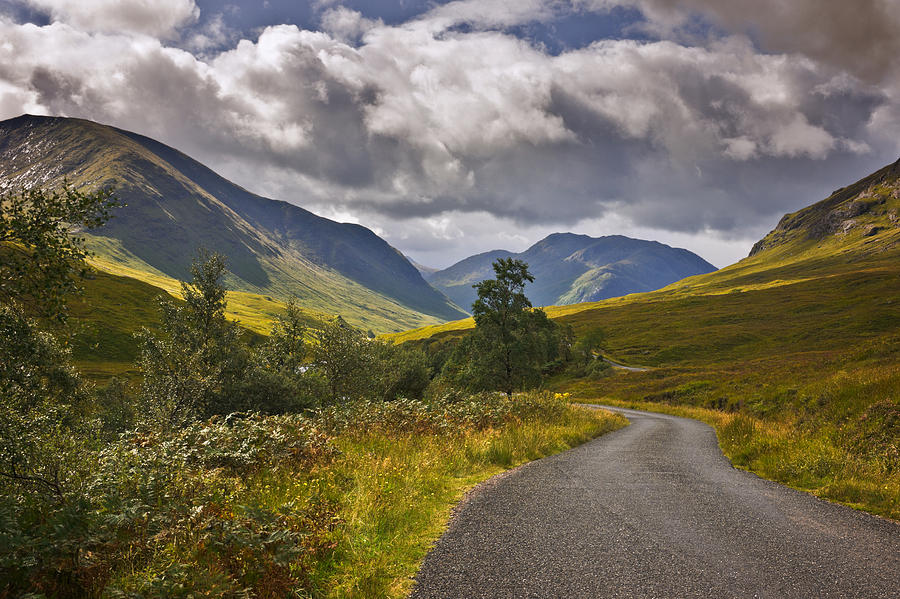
left=0, top=114, right=466, bottom=332
left=426, top=233, right=716, bottom=312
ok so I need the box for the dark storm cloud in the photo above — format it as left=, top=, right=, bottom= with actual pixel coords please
left=639, top=0, right=900, bottom=83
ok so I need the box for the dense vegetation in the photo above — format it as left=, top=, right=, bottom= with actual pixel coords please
left=1, top=184, right=623, bottom=597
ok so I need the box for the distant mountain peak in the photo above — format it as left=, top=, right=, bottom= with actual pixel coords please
left=429, top=233, right=716, bottom=311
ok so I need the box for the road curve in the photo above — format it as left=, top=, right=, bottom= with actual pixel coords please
left=410, top=406, right=900, bottom=598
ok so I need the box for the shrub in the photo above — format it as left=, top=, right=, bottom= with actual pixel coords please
left=316, top=391, right=566, bottom=436
left=585, top=358, right=612, bottom=379
left=1, top=413, right=339, bottom=597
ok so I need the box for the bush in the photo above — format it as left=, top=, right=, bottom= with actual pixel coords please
left=372, top=342, right=430, bottom=401
left=1, top=413, right=339, bottom=598
left=222, top=366, right=323, bottom=414
left=317, top=391, right=567, bottom=436
left=94, top=377, right=136, bottom=437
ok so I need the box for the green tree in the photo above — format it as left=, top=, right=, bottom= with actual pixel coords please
left=446, top=258, right=561, bottom=397
left=0, top=183, right=118, bottom=497
left=311, top=317, right=373, bottom=403
left=0, top=304, right=89, bottom=498
left=137, top=250, right=246, bottom=428
left=1, top=184, right=119, bottom=321
left=573, top=326, right=606, bottom=366
left=229, top=300, right=327, bottom=414
left=256, top=299, right=308, bottom=375
left=564, top=326, right=611, bottom=378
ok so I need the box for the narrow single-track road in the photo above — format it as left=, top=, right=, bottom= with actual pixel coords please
left=411, top=406, right=900, bottom=598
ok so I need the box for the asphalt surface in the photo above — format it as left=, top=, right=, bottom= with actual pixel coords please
left=410, top=406, right=900, bottom=598
left=601, top=357, right=650, bottom=372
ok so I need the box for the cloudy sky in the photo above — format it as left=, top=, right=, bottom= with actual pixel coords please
left=2, top=0, right=899, bottom=268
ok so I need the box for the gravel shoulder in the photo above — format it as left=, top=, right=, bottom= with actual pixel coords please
left=410, top=405, right=900, bottom=599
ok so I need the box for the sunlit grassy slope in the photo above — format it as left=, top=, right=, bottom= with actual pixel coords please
left=388, top=158, right=900, bottom=350
left=62, top=267, right=303, bottom=381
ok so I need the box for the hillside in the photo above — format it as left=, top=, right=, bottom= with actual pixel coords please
left=427, top=233, right=716, bottom=312
left=392, top=161, right=900, bottom=346
left=0, top=114, right=466, bottom=332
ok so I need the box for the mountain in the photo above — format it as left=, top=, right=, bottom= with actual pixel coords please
left=405, top=256, right=440, bottom=277
left=0, top=115, right=467, bottom=332
left=427, top=234, right=716, bottom=311
left=749, top=157, right=900, bottom=256
left=393, top=156, right=900, bottom=347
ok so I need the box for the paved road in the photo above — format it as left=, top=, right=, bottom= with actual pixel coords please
left=411, top=406, right=900, bottom=598
left=601, top=357, right=649, bottom=372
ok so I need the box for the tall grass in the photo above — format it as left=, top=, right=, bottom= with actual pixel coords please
left=305, top=399, right=625, bottom=597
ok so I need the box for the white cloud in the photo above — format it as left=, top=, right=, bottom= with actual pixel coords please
left=416, top=0, right=561, bottom=31
left=0, top=1, right=897, bottom=269
left=319, top=7, right=382, bottom=44
left=768, top=115, right=835, bottom=159
left=185, top=12, right=237, bottom=53
left=26, top=0, right=199, bottom=38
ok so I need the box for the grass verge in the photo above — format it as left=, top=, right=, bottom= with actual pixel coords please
left=310, top=401, right=624, bottom=597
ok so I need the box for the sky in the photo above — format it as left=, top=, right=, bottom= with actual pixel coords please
left=2, top=1, right=899, bottom=268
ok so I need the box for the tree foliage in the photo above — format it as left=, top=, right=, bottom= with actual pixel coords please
left=0, top=183, right=118, bottom=500
left=312, top=316, right=374, bottom=404
left=311, top=317, right=429, bottom=404
left=229, top=299, right=326, bottom=414
left=443, top=258, right=563, bottom=396
left=0, top=304, right=90, bottom=499
left=574, top=326, right=606, bottom=364
left=0, top=184, right=119, bottom=321
left=138, top=250, right=246, bottom=429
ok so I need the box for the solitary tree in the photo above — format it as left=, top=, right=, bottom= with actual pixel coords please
left=445, top=258, right=560, bottom=396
